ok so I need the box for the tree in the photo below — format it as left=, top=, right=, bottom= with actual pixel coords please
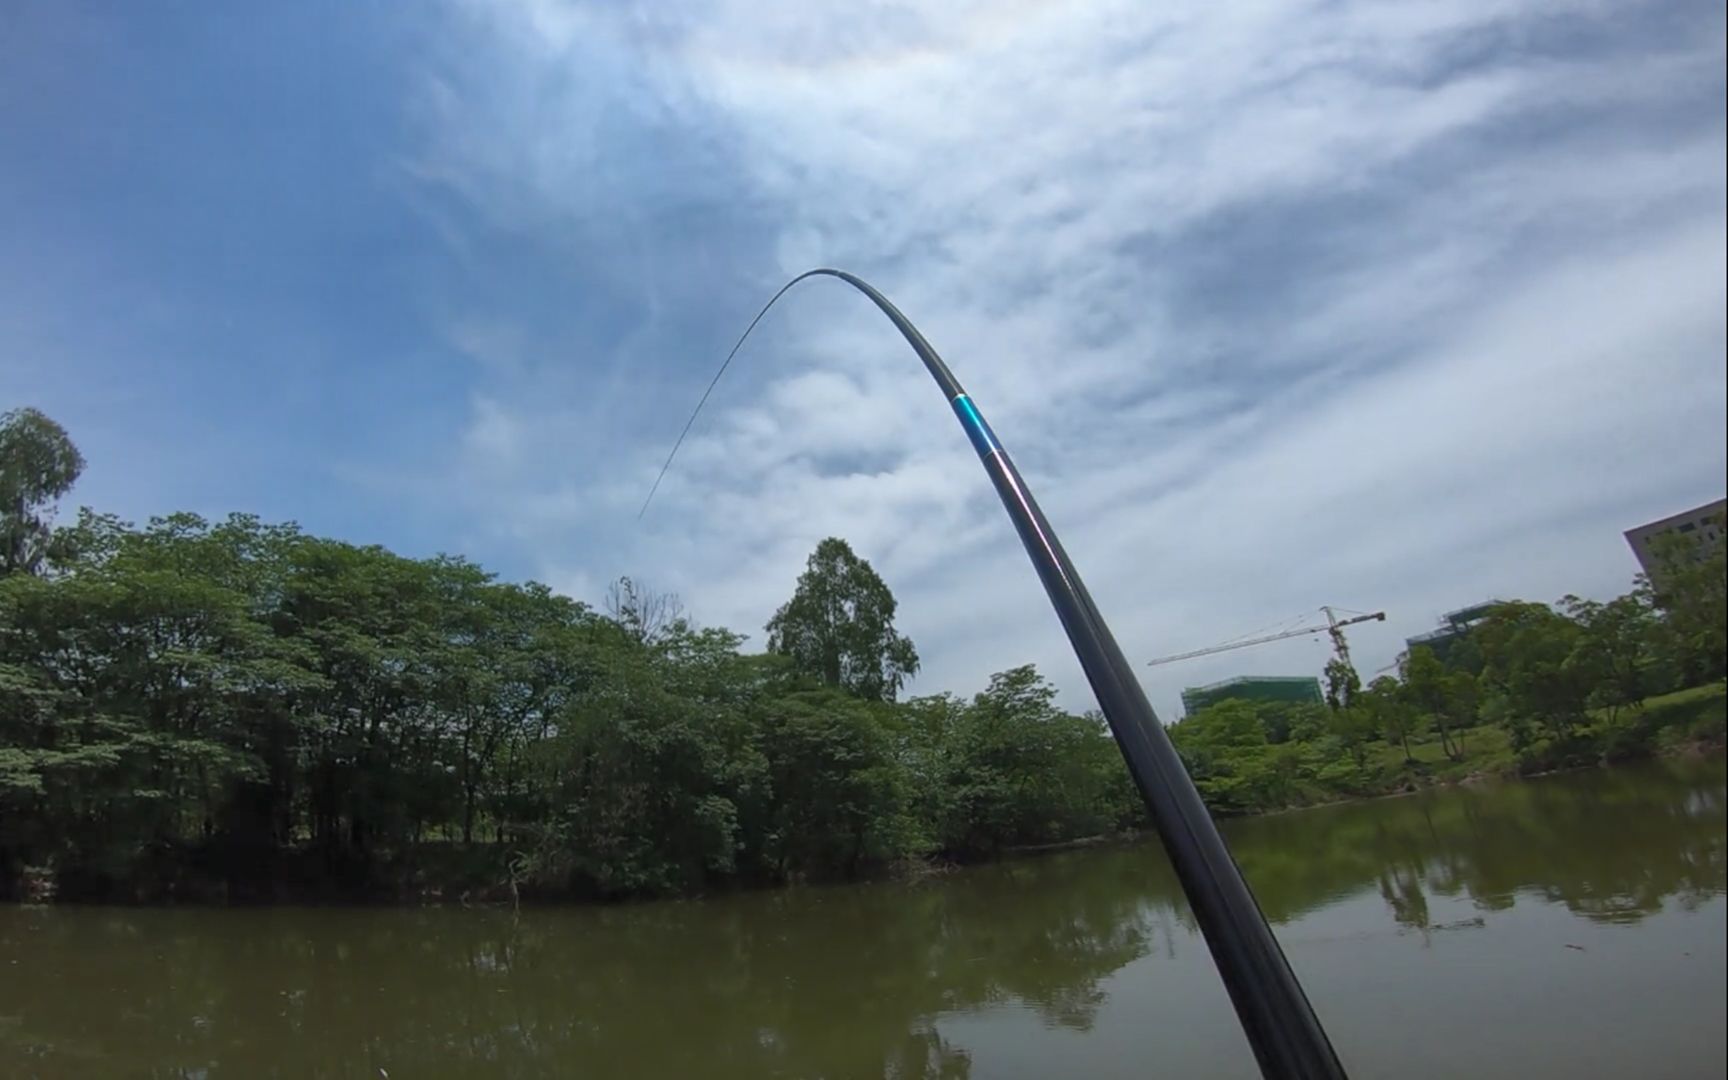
left=10, top=489, right=1716, bottom=904
left=1477, top=601, right=1590, bottom=743
left=765, top=538, right=919, bottom=702
left=1325, top=701, right=1379, bottom=772
left=1323, top=657, right=1360, bottom=713
left=1278, top=701, right=1330, bottom=745
left=1168, top=700, right=1310, bottom=814
left=530, top=638, right=762, bottom=897
left=0, top=407, right=85, bottom=577
left=604, top=575, right=686, bottom=645
left=1562, top=591, right=1658, bottom=724
left=1321, top=657, right=1374, bottom=772
left=939, top=665, right=1124, bottom=851
left=1645, top=522, right=1727, bottom=685
left=1361, top=676, right=1418, bottom=764
left=1444, top=671, right=1480, bottom=754
left=0, top=514, right=320, bottom=894
left=752, top=688, right=921, bottom=880
left=1402, top=647, right=1463, bottom=760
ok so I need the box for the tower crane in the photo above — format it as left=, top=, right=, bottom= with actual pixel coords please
left=1146, top=606, right=1386, bottom=674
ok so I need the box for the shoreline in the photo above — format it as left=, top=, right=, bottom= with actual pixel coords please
left=995, top=737, right=1727, bottom=850
left=11, top=689, right=1724, bottom=908
left=1236, top=728, right=1727, bottom=822
left=14, top=742, right=1723, bottom=909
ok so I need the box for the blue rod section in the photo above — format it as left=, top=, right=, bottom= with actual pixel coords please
left=950, top=394, right=1001, bottom=457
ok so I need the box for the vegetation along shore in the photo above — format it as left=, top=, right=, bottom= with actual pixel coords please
left=2, top=407, right=1722, bottom=904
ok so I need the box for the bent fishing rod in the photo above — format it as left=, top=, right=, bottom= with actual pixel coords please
left=642, top=268, right=1347, bottom=1080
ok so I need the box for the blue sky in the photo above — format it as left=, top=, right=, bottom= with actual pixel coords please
left=3, top=0, right=1724, bottom=718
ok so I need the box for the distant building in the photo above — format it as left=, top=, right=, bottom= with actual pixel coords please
left=1404, top=601, right=1504, bottom=666
left=1624, top=498, right=1727, bottom=579
left=1181, top=676, right=1322, bottom=717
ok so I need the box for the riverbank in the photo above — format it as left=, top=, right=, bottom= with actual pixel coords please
left=13, top=684, right=1720, bottom=907
left=1385, top=682, right=1722, bottom=784
left=7, top=758, right=1723, bottom=1079
left=980, top=683, right=1727, bottom=849
left=1232, top=683, right=1726, bottom=819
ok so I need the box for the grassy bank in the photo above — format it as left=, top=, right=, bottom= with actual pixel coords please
left=1310, top=682, right=1726, bottom=805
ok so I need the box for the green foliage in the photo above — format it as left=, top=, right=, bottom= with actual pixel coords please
left=1324, top=702, right=1379, bottom=771
left=1643, top=683, right=1727, bottom=749
left=753, top=688, right=922, bottom=879
left=1401, top=646, right=1472, bottom=760
left=935, top=666, right=1135, bottom=856
left=1169, top=572, right=1723, bottom=816
left=765, top=538, right=919, bottom=702
left=1170, top=700, right=1316, bottom=815
left=528, top=633, right=763, bottom=896
left=3, top=409, right=1721, bottom=901
left=6, top=502, right=1707, bottom=897
left=1646, top=519, right=1727, bottom=685
left=0, top=407, right=85, bottom=577
left=1477, top=601, right=1591, bottom=742
left=1360, top=675, right=1419, bottom=763
left=1322, top=657, right=1360, bottom=713
left=1561, top=590, right=1658, bottom=723
left=0, top=500, right=1132, bottom=899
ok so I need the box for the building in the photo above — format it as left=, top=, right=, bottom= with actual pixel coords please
left=1181, top=676, right=1322, bottom=717
left=1404, top=601, right=1504, bottom=666
left=1624, top=498, right=1727, bottom=579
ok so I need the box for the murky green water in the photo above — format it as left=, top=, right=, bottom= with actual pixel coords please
left=3, top=758, right=1723, bottom=1079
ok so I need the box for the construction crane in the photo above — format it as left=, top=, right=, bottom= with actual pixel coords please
left=1146, top=606, right=1386, bottom=670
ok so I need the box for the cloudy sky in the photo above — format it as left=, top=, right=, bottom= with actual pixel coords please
left=3, top=0, right=1724, bottom=718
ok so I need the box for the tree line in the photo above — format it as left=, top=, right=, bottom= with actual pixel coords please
left=0, top=409, right=1141, bottom=901
left=1168, top=526, right=1725, bottom=816
left=1, top=406, right=1722, bottom=901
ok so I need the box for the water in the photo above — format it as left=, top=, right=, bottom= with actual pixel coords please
left=2, top=758, right=1723, bottom=1079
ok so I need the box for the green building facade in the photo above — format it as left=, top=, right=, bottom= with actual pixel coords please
left=1180, top=675, right=1323, bottom=717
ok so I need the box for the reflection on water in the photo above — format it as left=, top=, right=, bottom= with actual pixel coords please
left=1, top=758, right=1722, bottom=1079
left=1226, top=755, right=1727, bottom=929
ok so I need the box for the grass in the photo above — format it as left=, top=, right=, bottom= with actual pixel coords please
left=1343, top=682, right=1725, bottom=800
left=1624, top=681, right=1727, bottom=751
left=1169, top=686, right=1727, bottom=819
left=1362, top=723, right=1511, bottom=782
left=1187, top=683, right=1726, bottom=819
left=1635, top=682, right=1728, bottom=713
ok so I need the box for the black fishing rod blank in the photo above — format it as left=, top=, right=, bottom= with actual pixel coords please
left=645, top=268, right=1348, bottom=1080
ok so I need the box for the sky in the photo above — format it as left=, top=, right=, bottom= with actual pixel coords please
left=2, top=0, right=1724, bottom=719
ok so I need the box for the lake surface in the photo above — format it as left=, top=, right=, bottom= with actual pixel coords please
left=3, top=758, right=1723, bottom=1079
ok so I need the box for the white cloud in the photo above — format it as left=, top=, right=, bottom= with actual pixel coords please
left=414, top=0, right=1727, bottom=717
left=461, top=395, right=524, bottom=465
